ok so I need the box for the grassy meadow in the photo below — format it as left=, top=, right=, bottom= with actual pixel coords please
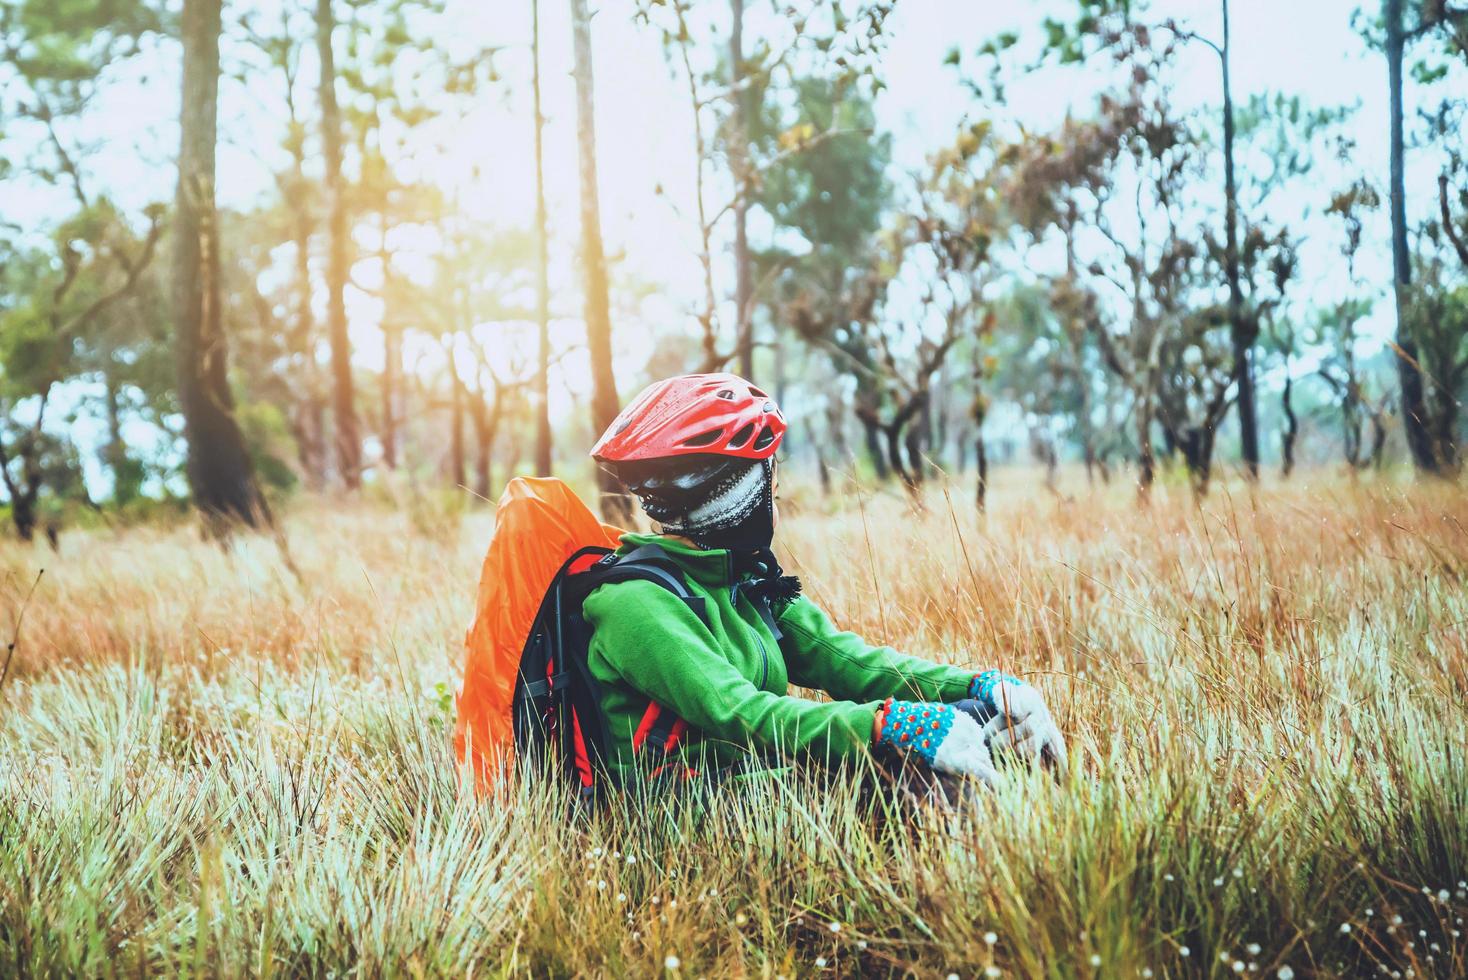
left=1, top=469, right=1466, bottom=977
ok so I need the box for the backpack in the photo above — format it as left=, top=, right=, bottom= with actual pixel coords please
left=454, top=477, right=705, bottom=797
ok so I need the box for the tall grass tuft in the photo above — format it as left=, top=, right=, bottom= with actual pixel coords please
left=2, top=473, right=1465, bottom=976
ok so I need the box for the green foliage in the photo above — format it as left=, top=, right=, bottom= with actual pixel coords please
left=237, top=401, right=299, bottom=493
left=1, top=0, right=164, bottom=124
left=753, top=76, right=891, bottom=269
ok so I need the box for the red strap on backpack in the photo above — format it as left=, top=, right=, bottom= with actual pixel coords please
left=632, top=701, right=687, bottom=754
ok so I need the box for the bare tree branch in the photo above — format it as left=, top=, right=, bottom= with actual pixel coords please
left=1440, top=172, right=1468, bottom=268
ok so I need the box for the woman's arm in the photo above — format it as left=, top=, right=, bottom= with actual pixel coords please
left=777, top=596, right=977, bottom=703
left=584, top=581, right=878, bottom=762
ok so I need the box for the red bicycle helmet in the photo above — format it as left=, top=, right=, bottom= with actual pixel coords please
left=591, top=373, right=786, bottom=463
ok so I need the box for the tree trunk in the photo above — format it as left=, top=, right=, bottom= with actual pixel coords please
left=916, top=392, right=934, bottom=475
left=569, top=0, right=629, bottom=521
left=1280, top=369, right=1298, bottom=477
left=470, top=388, right=497, bottom=501
left=449, top=369, right=466, bottom=490
left=904, top=414, right=926, bottom=484
left=1344, top=379, right=1364, bottom=467
left=1385, top=0, right=1438, bottom=472
left=317, top=0, right=361, bottom=489
left=103, top=369, right=139, bottom=503
left=974, top=434, right=988, bottom=512
left=1135, top=382, right=1156, bottom=501
left=11, top=491, right=37, bottom=542
left=884, top=423, right=914, bottom=490
left=855, top=389, right=888, bottom=480
left=1367, top=402, right=1389, bottom=470
left=290, top=196, right=326, bottom=491
left=1221, top=0, right=1259, bottom=480
left=1186, top=426, right=1215, bottom=497
left=475, top=436, right=493, bottom=501
left=860, top=422, right=886, bottom=479
left=730, top=0, right=754, bottom=379
left=174, top=0, right=267, bottom=533
left=532, top=0, right=553, bottom=477
left=285, top=64, right=325, bottom=493
left=381, top=323, right=400, bottom=469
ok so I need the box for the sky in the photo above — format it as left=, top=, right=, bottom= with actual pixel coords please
left=3, top=0, right=1458, bottom=473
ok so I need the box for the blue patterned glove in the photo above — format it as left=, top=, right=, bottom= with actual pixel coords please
left=961, top=670, right=1067, bottom=769
left=875, top=699, right=1001, bottom=786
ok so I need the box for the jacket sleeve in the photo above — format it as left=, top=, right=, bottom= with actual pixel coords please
left=583, top=580, right=878, bottom=763
left=776, top=596, right=975, bottom=703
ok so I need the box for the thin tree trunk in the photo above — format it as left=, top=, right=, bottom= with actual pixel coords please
left=284, top=58, right=325, bottom=493
left=470, top=388, right=498, bottom=501
left=449, top=369, right=466, bottom=491
left=730, top=0, right=754, bottom=379
left=317, top=0, right=361, bottom=489
left=1221, top=0, right=1259, bottom=480
left=103, top=369, right=136, bottom=502
left=378, top=210, right=399, bottom=471
left=532, top=0, right=553, bottom=477
left=884, top=424, right=913, bottom=490
left=1344, top=378, right=1364, bottom=467
left=1281, top=369, right=1298, bottom=477
left=291, top=197, right=326, bottom=491
left=10, top=491, right=37, bottom=542
left=381, top=325, right=399, bottom=469
left=904, top=425, right=924, bottom=485
left=855, top=389, right=888, bottom=480
left=175, top=0, right=267, bottom=533
left=1135, top=381, right=1156, bottom=501
left=974, top=434, right=988, bottom=512
left=1385, top=0, right=1438, bottom=472
left=1367, top=402, right=1389, bottom=470
left=569, top=0, right=628, bottom=521
left=476, top=428, right=494, bottom=500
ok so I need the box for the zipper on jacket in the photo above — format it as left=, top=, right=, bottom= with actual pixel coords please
left=727, top=552, right=770, bottom=689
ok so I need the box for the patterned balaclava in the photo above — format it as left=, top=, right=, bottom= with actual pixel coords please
left=615, top=455, right=776, bottom=553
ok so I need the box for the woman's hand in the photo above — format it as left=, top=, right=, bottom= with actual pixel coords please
left=874, top=699, right=1002, bottom=787
left=962, top=670, right=1068, bottom=770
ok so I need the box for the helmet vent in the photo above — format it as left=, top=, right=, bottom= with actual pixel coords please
left=729, top=423, right=756, bottom=448
left=716, top=389, right=735, bottom=400
left=682, top=428, right=723, bottom=448
left=752, top=426, right=776, bottom=451
left=748, top=385, right=767, bottom=398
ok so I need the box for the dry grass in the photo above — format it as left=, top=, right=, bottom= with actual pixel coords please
left=2, top=468, right=1466, bottom=977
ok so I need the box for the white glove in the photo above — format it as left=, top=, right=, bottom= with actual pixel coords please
left=875, top=699, right=1003, bottom=787
left=965, top=671, right=1068, bottom=770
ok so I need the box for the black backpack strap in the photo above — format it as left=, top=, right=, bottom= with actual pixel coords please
left=580, top=543, right=709, bottom=626
left=730, top=581, right=784, bottom=644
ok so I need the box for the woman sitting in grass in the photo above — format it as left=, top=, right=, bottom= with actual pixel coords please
left=583, top=372, right=1067, bottom=787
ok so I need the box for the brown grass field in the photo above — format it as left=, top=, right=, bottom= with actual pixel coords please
left=1, top=468, right=1465, bottom=977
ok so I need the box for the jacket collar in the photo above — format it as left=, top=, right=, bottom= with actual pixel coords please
left=617, top=531, right=735, bottom=588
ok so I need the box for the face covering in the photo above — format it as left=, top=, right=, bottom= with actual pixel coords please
left=616, top=456, right=776, bottom=553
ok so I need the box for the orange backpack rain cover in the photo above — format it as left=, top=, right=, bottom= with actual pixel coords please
left=455, top=477, right=624, bottom=790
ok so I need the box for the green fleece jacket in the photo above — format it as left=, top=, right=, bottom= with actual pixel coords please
left=582, top=532, right=976, bottom=781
